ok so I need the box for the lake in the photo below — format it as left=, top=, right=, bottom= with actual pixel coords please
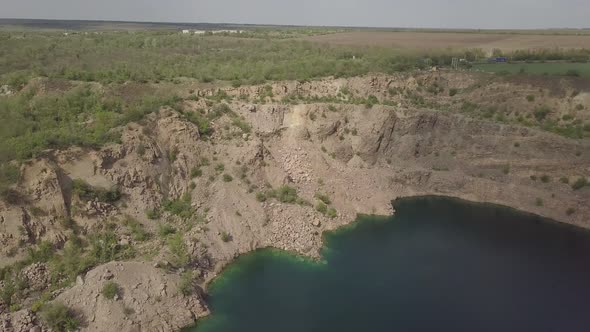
left=189, top=196, right=590, bottom=332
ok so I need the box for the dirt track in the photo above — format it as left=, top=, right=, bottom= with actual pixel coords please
left=303, top=31, right=590, bottom=51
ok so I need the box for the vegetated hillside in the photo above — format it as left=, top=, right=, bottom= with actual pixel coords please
left=3, top=30, right=590, bottom=91
left=0, top=72, right=589, bottom=331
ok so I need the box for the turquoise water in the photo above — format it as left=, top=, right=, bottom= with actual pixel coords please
left=189, top=196, right=590, bottom=332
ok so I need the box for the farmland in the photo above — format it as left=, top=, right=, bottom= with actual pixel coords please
left=472, top=62, right=590, bottom=77
left=303, top=31, right=590, bottom=52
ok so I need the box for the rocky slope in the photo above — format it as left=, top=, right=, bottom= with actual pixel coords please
left=1, top=72, right=589, bottom=331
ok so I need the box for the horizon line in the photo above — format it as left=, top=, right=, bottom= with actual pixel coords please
left=1, top=17, right=589, bottom=31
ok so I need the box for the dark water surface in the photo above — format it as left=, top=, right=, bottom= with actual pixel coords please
left=190, top=196, right=590, bottom=332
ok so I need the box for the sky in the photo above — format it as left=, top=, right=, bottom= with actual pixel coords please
left=1, top=0, right=589, bottom=29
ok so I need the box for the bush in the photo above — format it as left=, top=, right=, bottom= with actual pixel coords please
left=0, top=163, right=19, bottom=189
left=274, top=186, right=298, bottom=204
left=220, top=232, right=232, bottom=242
left=502, top=165, right=510, bottom=175
left=49, top=239, right=95, bottom=283
left=449, top=88, right=458, bottom=97
left=27, top=241, right=55, bottom=263
left=535, top=198, right=544, bottom=207
left=167, top=233, right=190, bottom=267
left=316, top=202, right=328, bottom=214
left=178, top=271, right=195, bottom=296
left=326, top=208, right=338, bottom=219
left=101, top=281, right=120, bottom=300
left=89, top=231, right=129, bottom=263
left=566, top=208, right=576, bottom=216
left=72, top=179, right=121, bottom=203
left=41, top=302, right=79, bottom=332
left=146, top=209, right=161, bottom=220
left=214, top=163, right=225, bottom=172
left=533, top=107, right=551, bottom=121
left=158, top=223, right=176, bottom=237
left=572, top=177, right=588, bottom=190
left=136, top=144, right=146, bottom=156
left=540, top=175, right=551, bottom=183
left=222, top=174, right=233, bottom=182
left=190, top=167, right=203, bottom=178
left=124, top=218, right=149, bottom=242
left=315, top=193, right=331, bottom=205
left=559, top=177, right=569, bottom=184
left=163, top=193, right=193, bottom=219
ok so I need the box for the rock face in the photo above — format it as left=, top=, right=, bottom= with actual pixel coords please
left=55, top=262, right=209, bottom=332
left=0, top=72, right=589, bottom=331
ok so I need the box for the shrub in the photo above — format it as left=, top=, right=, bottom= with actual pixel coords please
left=220, top=232, right=232, bottom=242
left=158, top=223, right=176, bottom=237
left=190, top=167, right=202, bottom=178
left=565, top=70, right=580, bottom=77
left=566, top=208, right=576, bottom=216
left=449, top=88, right=458, bottom=97
left=214, top=163, right=225, bottom=172
left=41, top=302, right=79, bottom=332
left=222, top=174, right=233, bottom=182
left=48, top=239, right=95, bottom=283
left=576, top=104, right=584, bottom=111
left=533, top=107, right=551, bottom=121
left=163, top=193, right=193, bottom=219
left=89, top=231, right=128, bottom=263
left=124, top=218, right=149, bottom=242
left=315, top=193, right=331, bottom=205
left=146, top=209, right=161, bottom=220
left=560, top=177, right=569, bottom=184
left=72, top=179, right=121, bottom=203
left=326, top=208, right=337, bottom=219
left=232, top=118, right=252, bottom=133
left=535, top=198, right=544, bottom=207
left=502, top=165, right=510, bottom=175
left=316, top=202, right=328, bottom=214
left=526, top=95, right=535, bottom=102
left=0, top=163, right=19, bottom=189
left=27, top=241, right=55, bottom=263
left=572, top=177, right=588, bottom=190
left=274, top=186, right=298, bottom=204
left=136, top=144, right=146, bottom=156
left=178, top=271, right=195, bottom=296
left=200, top=157, right=210, bottom=166
left=102, top=281, right=120, bottom=300
left=167, top=233, right=190, bottom=267
left=540, top=175, right=551, bottom=183
left=530, top=175, right=537, bottom=181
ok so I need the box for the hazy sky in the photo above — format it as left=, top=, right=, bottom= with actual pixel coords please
left=1, top=0, right=589, bottom=29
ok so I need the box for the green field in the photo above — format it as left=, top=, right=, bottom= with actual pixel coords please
left=472, top=62, right=590, bottom=77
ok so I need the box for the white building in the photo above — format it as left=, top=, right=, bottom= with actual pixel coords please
left=182, top=30, right=190, bottom=34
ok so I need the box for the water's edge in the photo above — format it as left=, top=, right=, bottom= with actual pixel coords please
left=187, top=194, right=590, bottom=331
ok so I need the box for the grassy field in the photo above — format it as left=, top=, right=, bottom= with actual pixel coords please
left=0, top=31, right=484, bottom=88
left=472, top=62, right=590, bottom=77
